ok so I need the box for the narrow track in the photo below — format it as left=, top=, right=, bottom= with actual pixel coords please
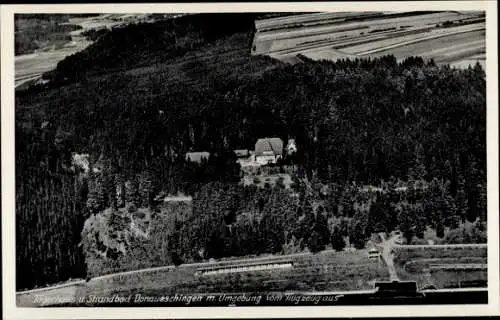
left=377, top=232, right=400, bottom=281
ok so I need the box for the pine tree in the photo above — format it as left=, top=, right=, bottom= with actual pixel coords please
left=466, top=158, right=481, bottom=222
left=412, top=143, right=427, bottom=181
left=443, top=160, right=453, bottom=184
left=308, top=230, right=324, bottom=253
left=331, top=226, right=346, bottom=251
left=94, top=174, right=107, bottom=210
left=398, top=203, right=414, bottom=243
left=442, top=180, right=459, bottom=229
left=424, top=178, right=442, bottom=229
left=138, top=171, right=153, bottom=208
left=368, top=195, right=390, bottom=233
left=349, top=220, right=366, bottom=249
left=340, top=189, right=355, bottom=217
left=86, top=173, right=100, bottom=214
left=295, top=201, right=315, bottom=243
left=455, top=173, right=469, bottom=222
left=413, top=205, right=426, bottom=239
left=313, top=211, right=330, bottom=251
left=436, top=220, right=445, bottom=238
left=477, top=183, right=487, bottom=224
left=115, top=174, right=125, bottom=208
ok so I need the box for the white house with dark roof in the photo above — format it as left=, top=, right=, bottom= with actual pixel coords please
left=254, top=137, right=283, bottom=164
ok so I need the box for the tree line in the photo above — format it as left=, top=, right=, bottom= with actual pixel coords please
left=80, top=168, right=486, bottom=277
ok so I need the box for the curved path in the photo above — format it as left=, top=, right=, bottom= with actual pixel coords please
left=375, top=233, right=487, bottom=286
left=376, top=232, right=400, bottom=281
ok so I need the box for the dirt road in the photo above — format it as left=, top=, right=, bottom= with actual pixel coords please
left=377, top=232, right=400, bottom=281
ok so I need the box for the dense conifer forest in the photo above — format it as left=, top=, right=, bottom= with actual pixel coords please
left=15, top=13, right=486, bottom=290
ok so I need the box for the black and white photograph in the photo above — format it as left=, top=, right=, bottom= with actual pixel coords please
left=1, top=1, right=499, bottom=318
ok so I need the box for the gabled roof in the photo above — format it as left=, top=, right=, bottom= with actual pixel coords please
left=255, top=137, right=283, bottom=156
left=185, top=151, right=210, bottom=163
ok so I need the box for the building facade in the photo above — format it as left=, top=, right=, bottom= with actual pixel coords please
left=254, top=137, right=283, bottom=165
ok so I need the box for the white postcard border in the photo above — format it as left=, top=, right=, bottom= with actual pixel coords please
left=2, top=1, right=499, bottom=319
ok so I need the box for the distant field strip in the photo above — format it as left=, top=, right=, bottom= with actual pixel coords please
left=15, top=74, right=43, bottom=88
left=259, top=25, right=370, bottom=43
left=355, top=25, right=484, bottom=55
left=253, top=11, right=485, bottom=68
left=255, top=12, right=380, bottom=30
left=423, top=39, right=485, bottom=56
left=364, top=29, right=485, bottom=60
left=256, top=11, right=460, bottom=41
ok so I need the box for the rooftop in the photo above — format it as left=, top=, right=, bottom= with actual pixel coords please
left=255, top=137, right=283, bottom=156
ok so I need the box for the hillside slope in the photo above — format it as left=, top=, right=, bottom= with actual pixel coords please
left=15, top=13, right=283, bottom=291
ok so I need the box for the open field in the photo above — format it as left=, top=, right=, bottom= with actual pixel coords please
left=392, top=245, right=487, bottom=289
left=17, top=249, right=389, bottom=306
left=253, top=11, right=485, bottom=68
left=84, top=249, right=389, bottom=296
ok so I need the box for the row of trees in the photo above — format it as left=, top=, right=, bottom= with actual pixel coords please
left=82, top=166, right=486, bottom=277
